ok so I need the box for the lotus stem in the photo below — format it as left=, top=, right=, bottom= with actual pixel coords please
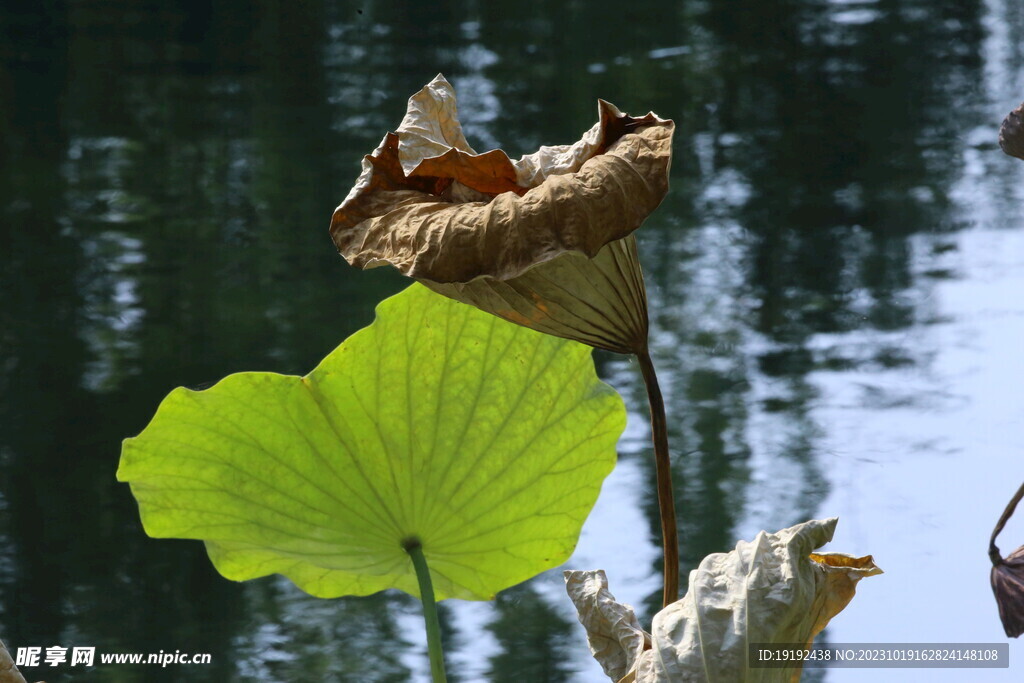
left=990, top=481, right=1024, bottom=566
left=638, top=348, right=680, bottom=607
left=404, top=538, right=448, bottom=683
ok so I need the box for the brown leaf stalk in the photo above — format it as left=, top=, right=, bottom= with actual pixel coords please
left=638, top=348, right=679, bottom=607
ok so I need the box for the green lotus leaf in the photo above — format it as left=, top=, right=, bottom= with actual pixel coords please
left=117, top=283, right=625, bottom=601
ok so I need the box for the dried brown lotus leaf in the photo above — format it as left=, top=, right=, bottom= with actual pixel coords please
left=330, top=75, right=672, bottom=354
left=989, top=482, right=1024, bottom=637
left=991, top=546, right=1024, bottom=638
left=394, top=74, right=478, bottom=167
left=409, top=147, right=524, bottom=196
left=332, top=132, right=449, bottom=240
left=424, top=236, right=648, bottom=354
left=511, top=99, right=666, bottom=187
left=393, top=76, right=522, bottom=195
left=330, top=74, right=674, bottom=285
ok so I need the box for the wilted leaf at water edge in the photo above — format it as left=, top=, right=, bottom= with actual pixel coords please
left=566, top=518, right=882, bottom=682
left=118, top=284, right=625, bottom=601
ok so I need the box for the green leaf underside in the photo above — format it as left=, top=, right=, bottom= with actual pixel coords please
left=117, top=283, right=625, bottom=601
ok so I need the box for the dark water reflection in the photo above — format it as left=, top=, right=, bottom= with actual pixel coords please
left=1, top=0, right=1021, bottom=680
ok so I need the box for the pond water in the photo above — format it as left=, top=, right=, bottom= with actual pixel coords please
left=2, top=1, right=1023, bottom=681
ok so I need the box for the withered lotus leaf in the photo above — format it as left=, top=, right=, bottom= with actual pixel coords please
left=990, top=482, right=1024, bottom=638
left=565, top=519, right=882, bottom=682
left=330, top=74, right=674, bottom=354
left=991, top=547, right=1024, bottom=638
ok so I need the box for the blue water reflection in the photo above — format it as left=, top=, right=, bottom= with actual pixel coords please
left=1, top=0, right=1023, bottom=680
